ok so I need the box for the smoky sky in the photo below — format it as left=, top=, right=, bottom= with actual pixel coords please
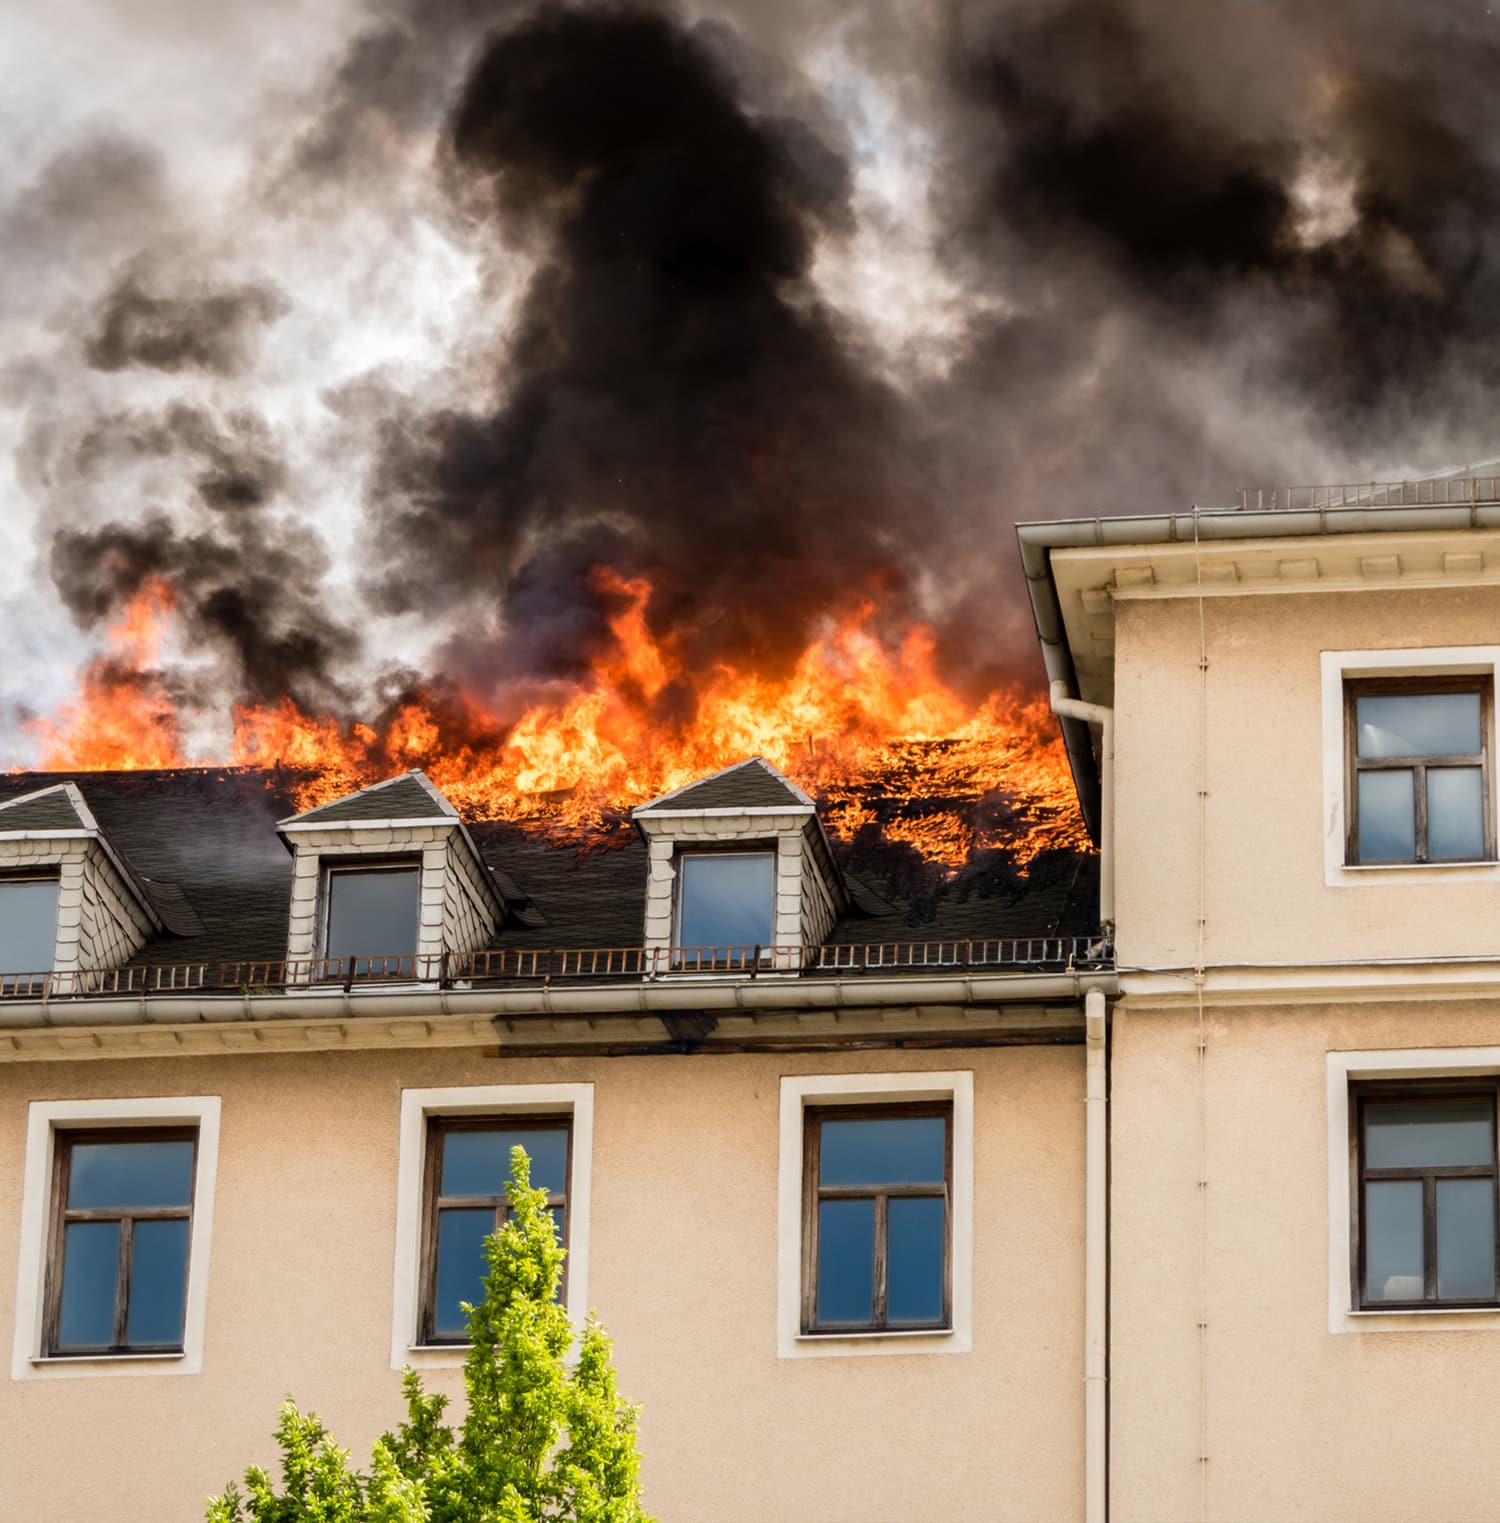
left=7, top=0, right=1500, bottom=758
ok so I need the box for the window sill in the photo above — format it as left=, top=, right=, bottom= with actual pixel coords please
left=31, top=1351, right=185, bottom=1363
left=796, top=1328, right=954, bottom=1341
left=1347, top=1306, right=1500, bottom=1316
left=1342, top=860, right=1498, bottom=872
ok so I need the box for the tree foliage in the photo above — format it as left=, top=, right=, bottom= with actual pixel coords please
left=207, top=1149, right=653, bottom=1523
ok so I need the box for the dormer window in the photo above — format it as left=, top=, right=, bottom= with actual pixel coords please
left=633, top=757, right=848, bottom=973
left=278, top=771, right=508, bottom=984
left=0, top=876, right=60, bottom=991
left=323, top=862, right=421, bottom=976
left=676, top=851, right=775, bottom=969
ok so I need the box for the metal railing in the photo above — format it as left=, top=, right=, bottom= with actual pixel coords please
left=1238, top=478, right=1500, bottom=513
left=0, top=935, right=1110, bottom=1001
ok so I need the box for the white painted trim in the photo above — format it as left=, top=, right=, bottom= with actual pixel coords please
left=633, top=805, right=815, bottom=821
left=278, top=769, right=459, bottom=828
left=390, top=1083, right=594, bottom=1370
left=10, top=1095, right=221, bottom=1379
left=1327, top=1047, right=1500, bottom=1334
left=280, top=818, right=457, bottom=835
left=776, top=1071, right=973, bottom=1359
left=1320, top=646, right=1500, bottom=887
left=634, top=755, right=815, bottom=813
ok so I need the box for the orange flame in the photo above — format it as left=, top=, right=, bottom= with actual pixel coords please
left=26, top=579, right=186, bottom=771
left=28, top=570, right=1088, bottom=867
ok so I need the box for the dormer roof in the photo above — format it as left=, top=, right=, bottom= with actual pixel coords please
left=0, top=781, right=98, bottom=834
left=634, top=757, right=814, bottom=818
left=278, top=770, right=458, bottom=829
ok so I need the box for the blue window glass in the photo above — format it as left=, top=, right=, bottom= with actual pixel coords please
left=677, top=854, right=774, bottom=958
left=51, top=1133, right=195, bottom=1354
left=0, top=878, right=59, bottom=986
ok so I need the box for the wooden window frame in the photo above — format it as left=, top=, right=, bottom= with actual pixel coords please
left=1344, top=675, right=1495, bottom=864
left=1349, top=1079, right=1500, bottom=1311
left=801, top=1101, right=952, bottom=1335
left=42, top=1126, right=198, bottom=1357
left=417, top=1114, right=571, bottom=1346
left=0, top=871, right=62, bottom=994
left=672, top=846, right=778, bottom=971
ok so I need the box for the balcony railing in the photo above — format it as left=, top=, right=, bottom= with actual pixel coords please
left=0, top=935, right=1110, bottom=1001
left=1238, top=478, right=1500, bottom=513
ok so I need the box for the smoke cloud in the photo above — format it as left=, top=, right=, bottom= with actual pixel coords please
left=6, top=0, right=1500, bottom=760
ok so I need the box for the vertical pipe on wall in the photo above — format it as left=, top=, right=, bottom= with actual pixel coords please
left=1084, top=985, right=1109, bottom=1523
left=1049, top=683, right=1114, bottom=936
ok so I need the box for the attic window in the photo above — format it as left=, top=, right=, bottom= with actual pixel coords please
left=675, top=851, right=775, bottom=968
left=0, top=877, right=59, bottom=988
left=323, top=864, right=420, bottom=975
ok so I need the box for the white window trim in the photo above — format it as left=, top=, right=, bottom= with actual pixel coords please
left=390, top=1083, right=594, bottom=1369
left=10, top=1095, right=221, bottom=1380
left=1321, top=645, right=1500, bottom=886
left=1328, top=1047, right=1500, bottom=1333
left=777, top=1071, right=973, bottom=1359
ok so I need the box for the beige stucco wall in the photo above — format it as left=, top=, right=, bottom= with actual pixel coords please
left=1112, top=585, right=1500, bottom=969
left=0, top=1041, right=1084, bottom=1523
left=1110, top=998, right=1500, bottom=1523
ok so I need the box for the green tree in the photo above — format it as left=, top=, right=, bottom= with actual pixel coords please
left=207, top=1148, right=653, bottom=1523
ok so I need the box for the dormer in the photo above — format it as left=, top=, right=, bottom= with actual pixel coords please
left=0, top=782, right=161, bottom=992
left=277, top=770, right=505, bottom=981
left=632, top=757, right=848, bottom=971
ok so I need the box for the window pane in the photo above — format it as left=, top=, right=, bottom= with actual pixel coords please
left=1437, top=1178, right=1496, bottom=1301
left=1365, top=1179, right=1424, bottom=1302
left=325, top=868, right=419, bottom=960
left=677, top=854, right=774, bottom=950
left=57, top=1220, right=119, bottom=1348
left=819, top=1115, right=947, bottom=1187
left=0, top=879, right=58, bottom=975
left=441, top=1128, right=569, bottom=1197
left=1357, top=692, right=1481, bottom=759
left=1357, top=770, right=1415, bottom=861
left=816, top=1198, right=875, bottom=1325
left=433, top=1208, right=494, bottom=1338
left=1428, top=768, right=1486, bottom=861
left=67, top=1139, right=195, bottom=1210
left=1365, top=1099, right=1492, bottom=1168
left=126, top=1218, right=189, bottom=1346
left=887, top=1196, right=946, bottom=1324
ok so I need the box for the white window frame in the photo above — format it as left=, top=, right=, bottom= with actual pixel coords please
left=10, top=1095, right=221, bottom=1380
left=777, top=1071, right=973, bottom=1359
left=672, top=848, right=777, bottom=967
left=0, top=872, right=61, bottom=983
left=1328, top=1047, right=1500, bottom=1333
left=390, top=1083, right=594, bottom=1369
left=1321, top=646, right=1500, bottom=886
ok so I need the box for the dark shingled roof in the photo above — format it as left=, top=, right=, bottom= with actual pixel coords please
left=641, top=758, right=807, bottom=813
left=0, top=785, right=90, bottom=832
left=289, top=773, right=450, bottom=824
left=0, top=768, right=1100, bottom=971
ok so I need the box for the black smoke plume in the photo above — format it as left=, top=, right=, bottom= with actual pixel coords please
left=366, top=3, right=931, bottom=695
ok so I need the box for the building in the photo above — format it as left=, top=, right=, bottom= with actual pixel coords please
left=5, top=480, right=1500, bottom=1521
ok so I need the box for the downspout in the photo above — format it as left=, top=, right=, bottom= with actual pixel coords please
left=1084, top=985, right=1109, bottom=1523
left=1049, top=681, right=1115, bottom=937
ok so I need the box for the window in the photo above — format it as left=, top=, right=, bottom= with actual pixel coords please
left=1345, top=677, right=1494, bottom=864
left=322, top=862, right=420, bottom=975
left=802, top=1103, right=951, bottom=1333
left=391, top=1084, right=593, bottom=1367
left=45, top=1130, right=197, bottom=1354
left=0, top=875, right=59, bottom=993
left=777, top=1072, right=972, bottom=1358
left=420, top=1116, right=570, bottom=1343
left=674, top=850, right=775, bottom=969
left=12, top=1096, right=220, bottom=1379
left=1352, top=1083, right=1499, bottom=1309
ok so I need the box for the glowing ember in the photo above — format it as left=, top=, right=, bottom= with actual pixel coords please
left=27, top=571, right=1088, bottom=868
